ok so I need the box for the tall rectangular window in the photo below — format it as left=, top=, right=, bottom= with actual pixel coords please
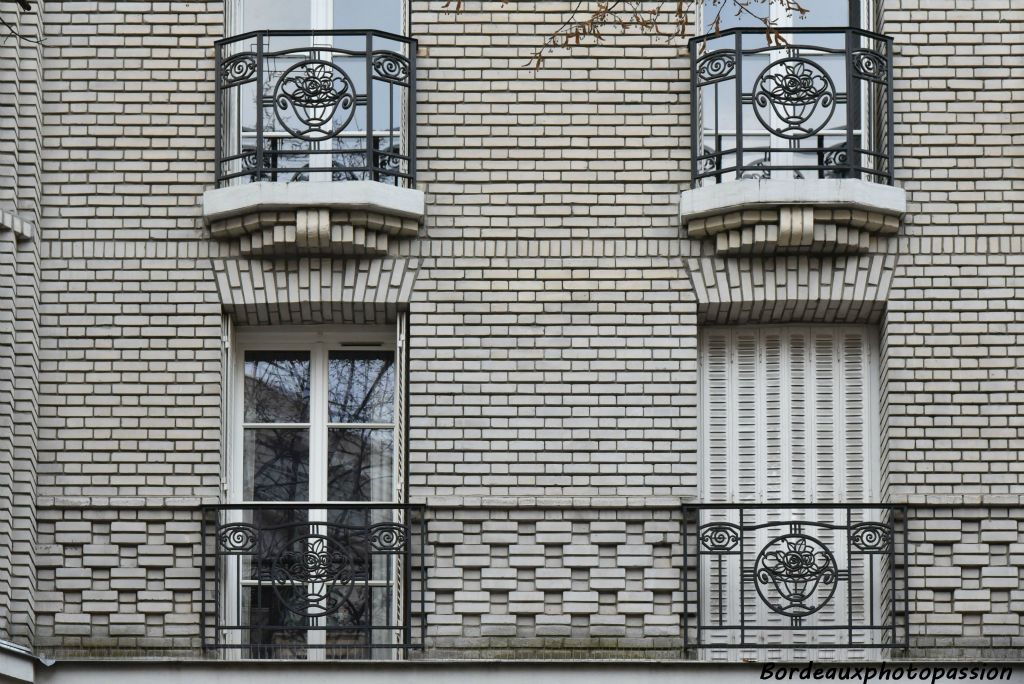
left=226, top=326, right=405, bottom=659
left=695, top=325, right=887, bottom=659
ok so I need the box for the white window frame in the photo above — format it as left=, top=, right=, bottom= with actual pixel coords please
left=224, top=323, right=404, bottom=658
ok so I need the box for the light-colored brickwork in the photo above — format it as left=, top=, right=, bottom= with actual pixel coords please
left=0, top=0, right=1017, bottom=665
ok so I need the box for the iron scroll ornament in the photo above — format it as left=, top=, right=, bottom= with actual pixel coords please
left=274, top=60, right=357, bottom=142
left=265, top=532, right=361, bottom=618
left=699, top=523, right=741, bottom=552
left=752, top=58, right=837, bottom=140
left=754, top=534, right=838, bottom=618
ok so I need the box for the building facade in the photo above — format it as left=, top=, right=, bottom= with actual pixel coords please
left=0, top=0, right=1022, bottom=682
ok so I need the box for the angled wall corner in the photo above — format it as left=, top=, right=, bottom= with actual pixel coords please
left=202, top=181, right=425, bottom=257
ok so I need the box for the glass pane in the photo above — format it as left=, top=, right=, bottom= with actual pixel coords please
left=243, top=584, right=309, bottom=659
left=324, top=509, right=401, bottom=583
left=328, top=351, right=396, bottom=424
left=333, top=0, right=402, bottom=32
left=241, top=0, right=312, bottom=32
left=244, top=351, right=311, bottom=423
left=327, top=429, right=394, bottom=501
left=325, top=585, right=391, bottom=658
left=796, top=0, right=852, bottom=28
left=244, top=428, right=310, bottom=501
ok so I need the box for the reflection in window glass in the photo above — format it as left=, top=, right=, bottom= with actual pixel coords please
left=244, top=351, right=311, bottom=423
left=243, top=585, right=310, bottom=659
left=327, top=429, right=394, bottom=502
left=243, top=428, right=310, bottom=501
left=328, top=351, right=395, bottom=424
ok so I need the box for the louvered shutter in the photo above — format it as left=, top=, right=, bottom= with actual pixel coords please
left=698, top=326, right=878, bottom=661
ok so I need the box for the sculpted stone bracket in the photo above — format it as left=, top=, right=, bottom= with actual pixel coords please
left=680, top=179, right=906, bottom=257
left=202, top=180, right=424, bottom=257
left=209, top=207, right=418, bottom=256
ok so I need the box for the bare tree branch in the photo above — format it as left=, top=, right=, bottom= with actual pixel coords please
left=443, top=0, right=807, bottom=67
left=1, top=0, right=42, bottom=45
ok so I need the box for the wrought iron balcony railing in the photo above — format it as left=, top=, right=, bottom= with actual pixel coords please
left=689, top=28, right=894, bottom=187
left=201, top=503, right=425, bottom=659
left=682, top=503, right=907, bottom=652
left=214, top=30, right=416, bottom=188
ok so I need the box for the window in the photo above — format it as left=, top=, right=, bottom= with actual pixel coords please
left=218, top=0, right=411, bottom=185
left=695, top=0, right=883, bottom=183
left=224, top=325, right=407, bottom=659
left=695, top=326, right=888, bottom=657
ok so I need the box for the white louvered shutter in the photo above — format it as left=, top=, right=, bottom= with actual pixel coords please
left=698, top=326, right=878, bottom=661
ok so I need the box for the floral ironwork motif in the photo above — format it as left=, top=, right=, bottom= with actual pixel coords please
left=695, top=51, right=736, bottom=85
left=753, top=58, right=836, bottom=140
left=850, top=522, right=892, bottom=552
left=274, top=60, right=357, bottom=142
left=754, top=534, right=838, bottom=617
left=221, top=53, right=257, bottom=86
left=217, top=523, right=260, bottom=553
left=266, top=533, right=360, bottom=617
left=372, top=51, right=410, bottom=85
left=852, top=50, right=887, bottom=83
left=699, top=523, right=741, bottom=552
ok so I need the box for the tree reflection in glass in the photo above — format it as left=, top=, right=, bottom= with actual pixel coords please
left=328, top=351, right=394, bottom=424
left=245, top=351, right=311, bottom=423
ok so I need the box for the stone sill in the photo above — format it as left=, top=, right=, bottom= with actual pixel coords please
left=680, top=179, right=907, bottom=256
left=202, top=181, right=425, bottom=257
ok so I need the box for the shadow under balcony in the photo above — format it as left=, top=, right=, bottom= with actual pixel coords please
left=203, top=30, right=423, bottom=257
left=681, top=28, right=905, bottom=256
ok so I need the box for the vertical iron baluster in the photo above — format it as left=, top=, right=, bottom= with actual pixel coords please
left=846, top=507, right=854, bottom=647
left=255, top=33, right=265, bottom=182
left=886, top=36, right=895, bottom=185
left=689, top=37, right=699, bottom=188
left=366, top=33, right=375, bottom=182
left=214, top=44, right=223, bottom=187
left=845, top=29, right=857, bottom=180
left=734, top=32, right=743, bottom=182
left=682, top=506, right=690, bottom=656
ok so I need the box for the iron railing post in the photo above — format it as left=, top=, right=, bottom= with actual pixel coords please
left=366, top=33, right=376, bottom=182
left=254, top=32, right=265, bottom=182
left=408, top=39, right=418, bottom=186
left=733, top=31, right=744, bottom=182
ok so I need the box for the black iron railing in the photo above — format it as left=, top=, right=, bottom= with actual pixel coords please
left=689, top=28, right=894, bottom=187
left=682, top=503, right=908, bottom=651
left=214, top=30, right=416, bottom=188
left=201, top=503, right=425, bottom=659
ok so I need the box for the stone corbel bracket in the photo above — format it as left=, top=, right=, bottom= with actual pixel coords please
left=681, top=179, right=906, bottom=256
left=202, top=180, right=424, bottom=257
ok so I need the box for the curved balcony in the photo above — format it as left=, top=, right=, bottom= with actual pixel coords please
left=689, top=28, right=894, bottom=188
left=206, top=30, right=422, bottom=257
left=215, top=29, right=416, bottom=188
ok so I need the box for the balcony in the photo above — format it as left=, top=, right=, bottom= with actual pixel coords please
left=204, top=30, right=424, bottom=256
left=201, top=504, right=426, bottom=659
left=681, top=29, right=904, bottom=256
left=682, top=504, right=907, bottom=654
